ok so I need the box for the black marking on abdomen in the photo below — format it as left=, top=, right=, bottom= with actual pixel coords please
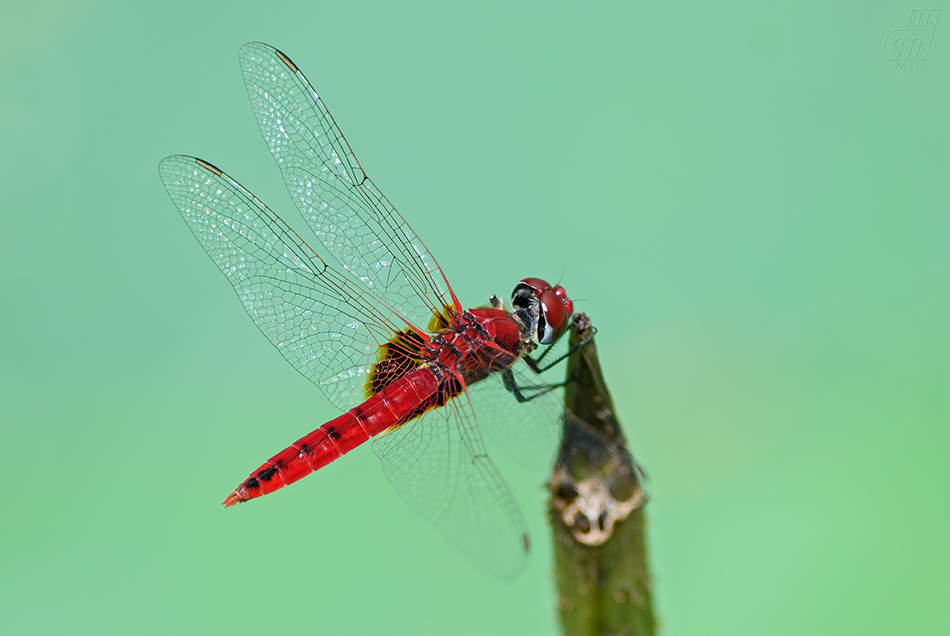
left=435, top=375, right=464, bottom=407
left=257, top=466, right=278, bottom=483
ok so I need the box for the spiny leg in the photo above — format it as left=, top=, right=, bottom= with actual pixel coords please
left=501, top=368, right=567, bottom=403
left=523, top=325, right=597, bottom=374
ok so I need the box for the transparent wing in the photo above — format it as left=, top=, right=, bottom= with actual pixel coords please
left=158, top=155, right=420, bottom=411
left=468, top=360, right=565, bottom=471
left=373, top=395, right=529, bottom=579
left=239, top=42, right=456, bottom=328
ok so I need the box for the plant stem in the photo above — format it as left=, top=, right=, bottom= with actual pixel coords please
left=549, top=313, right=656, bottom=636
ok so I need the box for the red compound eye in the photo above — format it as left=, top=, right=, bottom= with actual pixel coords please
left=515, top=278, right=573, bottom=345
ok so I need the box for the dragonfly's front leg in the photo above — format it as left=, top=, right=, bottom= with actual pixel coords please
left=522, top=325, right=597, bottom=375
left=507, top=317, right=599, bottom=403
left=490, top=291, right=596, bottom=376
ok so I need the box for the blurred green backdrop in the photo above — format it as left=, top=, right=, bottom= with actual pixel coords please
left=1, top=1, right=947, bottom=634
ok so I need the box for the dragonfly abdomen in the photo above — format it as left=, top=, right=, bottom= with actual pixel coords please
left=222, top=366, right=447, bottom=507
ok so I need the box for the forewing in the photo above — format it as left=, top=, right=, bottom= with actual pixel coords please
left=159, top=155, right=413, bottom=410
left=372, top=396, right=529, bottom=578
left=239, top=42, right=455, bottom=327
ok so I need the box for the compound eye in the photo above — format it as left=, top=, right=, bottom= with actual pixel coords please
left=512, top=278, right=548, bottom=307
left=520, top=277, right=552, bottom=292
left=513, top=277, right=573, bottom=345
left=537, top=289, right=568, bottom=345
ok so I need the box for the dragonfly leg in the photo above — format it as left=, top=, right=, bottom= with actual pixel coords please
left=523, top=325, right=598, bottom=374
left=501, top=368, right=567, bottom=403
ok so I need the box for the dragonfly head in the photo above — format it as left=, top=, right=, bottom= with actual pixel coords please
left=511, top=278, right=573, bottom=346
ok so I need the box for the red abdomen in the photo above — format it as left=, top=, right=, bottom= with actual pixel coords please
left=223, top=366, right=446, bottom=506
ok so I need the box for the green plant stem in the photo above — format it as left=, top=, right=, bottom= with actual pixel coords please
left=550, top=313, right=656, bottom=636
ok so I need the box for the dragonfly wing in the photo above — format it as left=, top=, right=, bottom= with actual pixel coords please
left=239, top=42, right=456, bottom=328
left=471, top=361, right=642, bottom=486
left=159, top=155, right=415, bottom=411
left=467, top=360, right=564, bottom=471
left=372, top=395, right=529, bottom=578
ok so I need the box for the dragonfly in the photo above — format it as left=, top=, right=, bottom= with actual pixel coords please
left=159, top=42, right=573, bottom=578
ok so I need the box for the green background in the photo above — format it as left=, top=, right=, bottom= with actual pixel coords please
left=2, top=1, right=947, bottom=634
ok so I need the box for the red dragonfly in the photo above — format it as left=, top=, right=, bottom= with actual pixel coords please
left=159, top=42, right=572, bottom=578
